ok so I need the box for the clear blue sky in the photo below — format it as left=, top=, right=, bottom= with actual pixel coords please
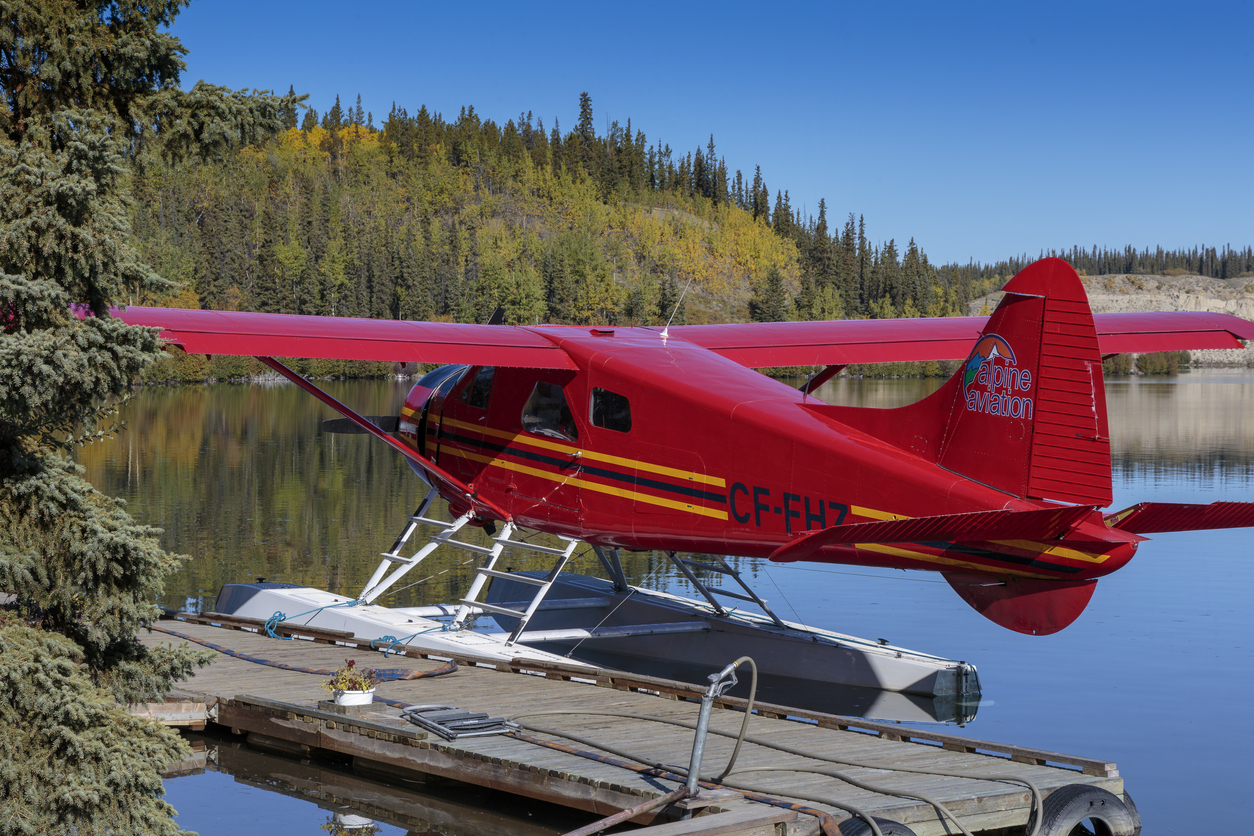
left=171, top=1, right=1252, bottom=266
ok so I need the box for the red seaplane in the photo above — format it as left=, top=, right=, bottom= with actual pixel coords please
left=120, top=258, right=1254, bottom=710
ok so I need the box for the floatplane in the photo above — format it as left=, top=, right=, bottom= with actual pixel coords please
left=122, top=258, right=1254, bottom=721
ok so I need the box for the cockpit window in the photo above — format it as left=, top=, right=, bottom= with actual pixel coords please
left=591, top=387, right=631, bottom=433
left=521, top=382, right=579, bottom=441
left=419, top=364, right=467, bottom=397
left=460, top=367, right=495, bottom=409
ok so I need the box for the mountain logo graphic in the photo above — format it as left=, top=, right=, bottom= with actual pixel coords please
left=962, top=334, right=1034, bottom=419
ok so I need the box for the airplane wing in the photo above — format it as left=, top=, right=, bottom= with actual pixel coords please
left=113, top=307, right=576, bottom=369
left=113, top=306, right=1252, bottom=371
left=668, top=311, right=1254, bottom=368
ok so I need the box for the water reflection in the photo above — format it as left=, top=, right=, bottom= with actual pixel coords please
left=810, top=369, right=1254, bottom=485
left=164, top=734, right=582, bottom=835
left=81, top=370, right=1254, bottom=613
left=100, top=370, right=1254, bottom=832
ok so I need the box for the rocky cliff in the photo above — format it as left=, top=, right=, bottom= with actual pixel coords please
left=969, top=273, right=1254, bottom=365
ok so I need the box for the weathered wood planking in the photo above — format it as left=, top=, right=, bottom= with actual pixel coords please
left=144, top=618, right=1126, bottom=836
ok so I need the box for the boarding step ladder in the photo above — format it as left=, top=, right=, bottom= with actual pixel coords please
left=665, top=552, right=788, bottom=629
left=358, top=487, right=493, bottom=605
left=451, top=530, right=580, bottom=645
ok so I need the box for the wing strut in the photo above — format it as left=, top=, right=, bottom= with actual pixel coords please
left=256, top=356, right=510, bottom=522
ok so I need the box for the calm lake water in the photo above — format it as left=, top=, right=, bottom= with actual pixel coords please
left=80, top=369, right=1254, bottom=834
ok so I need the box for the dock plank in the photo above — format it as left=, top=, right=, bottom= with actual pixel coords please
left=144, top=619, right=1125, bottom=836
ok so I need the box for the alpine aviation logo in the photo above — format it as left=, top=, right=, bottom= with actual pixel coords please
left=962, top=334, right=1034, bottom=419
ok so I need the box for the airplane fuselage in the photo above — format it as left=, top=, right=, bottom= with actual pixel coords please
left=399, top=325, right=1138, bottom=584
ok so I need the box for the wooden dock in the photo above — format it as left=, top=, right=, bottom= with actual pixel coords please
left=142, top=615, right=1130, bottom=836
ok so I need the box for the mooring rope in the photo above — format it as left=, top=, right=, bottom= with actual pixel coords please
left=150, top=624, right=458, bottom=682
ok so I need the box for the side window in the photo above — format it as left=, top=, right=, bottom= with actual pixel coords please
left=590, top=387, right=631, bottom=433
left=521, top=382, right=579, bottom=441
left=460, top=366, right=495, bottom=409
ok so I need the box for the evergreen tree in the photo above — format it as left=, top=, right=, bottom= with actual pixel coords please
left=282, top=85, right=299, bottom=129
left=808, top=198, right=832, bottom=286
left=750, top=266, right=790, bottom=322
left=751, top=166, right=768, bottom=222
left=323, top=94, right=344, bottom=130
left=253, top=201, right=282, bottom=312
left=856, top=215, right=870, bottom=313
left=0, top=2, right=297, bottom=833
left=543, top=240, right=575, bottom=323
left=655, top=272, right=686, bottom=326
left=549, top=117, right=563, bottom=172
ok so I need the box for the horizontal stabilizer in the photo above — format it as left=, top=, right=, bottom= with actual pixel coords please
left=944, top=573, right=1097, bottom=635
left=770, top=505, right=1096, bottom=563
left=322, top=416, right=399, bottom=434
left=1106, top=501, right=1254, bottom=534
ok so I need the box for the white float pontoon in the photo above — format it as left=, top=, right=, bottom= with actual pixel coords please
left=213, top=487, right=981, bottom=723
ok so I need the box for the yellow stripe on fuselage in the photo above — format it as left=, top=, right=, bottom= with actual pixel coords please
left=850, top=505, right=906, bottom=521
left=440, top=446, right=729, bottom=520
left=989, top=540, right=1109, bottom=564
left=857, top=543, right=1058, bottom=579
left=440, top=416, right=725, bottom=487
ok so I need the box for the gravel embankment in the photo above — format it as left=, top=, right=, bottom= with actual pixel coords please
left=969, top=273, right=1254, bottom=365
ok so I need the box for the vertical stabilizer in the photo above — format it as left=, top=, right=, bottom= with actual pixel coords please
left=810, top=258, right=1112, bottom=506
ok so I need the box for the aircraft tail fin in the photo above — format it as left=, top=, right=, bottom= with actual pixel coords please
left=809, top=258, right=1112, bottom=506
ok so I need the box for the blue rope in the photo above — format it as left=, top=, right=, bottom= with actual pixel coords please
left=264, top=611, right=290, bottom=639
left=154, top=625, right=457, bottom=683
left=371, top=625, right=451, bottom=657
left=372, top=635, right=400, bottom=654
left=262, top=598, right=363, bottom=640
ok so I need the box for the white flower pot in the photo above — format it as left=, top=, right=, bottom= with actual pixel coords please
left=333, top=812, right=376, bottom=828
left=333, top=688, right=375, bottom=706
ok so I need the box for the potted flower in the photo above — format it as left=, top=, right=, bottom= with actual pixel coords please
left=321, top=813, right=379, bottom=835
left=323, top=659, right=380, bottom=706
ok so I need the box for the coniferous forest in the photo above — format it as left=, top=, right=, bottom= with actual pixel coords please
left=128, top=91, right=1253, bottom=364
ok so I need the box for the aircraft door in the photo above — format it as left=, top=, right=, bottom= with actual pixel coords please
left=511, top=374, right=584, bottom=530
left=583, top=378, right=712, bottom=536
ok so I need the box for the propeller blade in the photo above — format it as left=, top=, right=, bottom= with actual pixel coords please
left=322, top=416, right=399, bottom=434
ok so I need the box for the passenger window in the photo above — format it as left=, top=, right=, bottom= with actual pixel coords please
left=521, top=382, right=579, bottom=441
left=591, top=388, right=631, bottom=433
left=460, top=366, right=495, bottom=409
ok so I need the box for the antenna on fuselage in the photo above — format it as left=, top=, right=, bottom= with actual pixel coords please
left=660, top=276, right=695, bottom=340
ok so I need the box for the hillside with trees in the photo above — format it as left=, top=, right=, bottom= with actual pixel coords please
left=129, top=92, right=983, bottom=334
left=128, top=91, right=1252, bottom=382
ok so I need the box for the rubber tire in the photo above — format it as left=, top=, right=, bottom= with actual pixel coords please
left=1120, top=790, right=1142, bottom=835
left=1031, top=784, right=1140, bottom=836
left=838, top=817, right=919, bottom=836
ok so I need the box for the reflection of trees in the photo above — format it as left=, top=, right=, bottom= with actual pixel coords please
left=77, top=377, right=1254, bottom=611
left=1113, top=453, right=1254, bottom=485
left=78, top=381, right=424, bottom=609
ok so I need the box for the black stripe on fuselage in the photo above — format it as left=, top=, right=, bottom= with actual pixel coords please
left=919, top=541, right=1088, bottom=575
left=441, top=430, right=728, bottom=505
